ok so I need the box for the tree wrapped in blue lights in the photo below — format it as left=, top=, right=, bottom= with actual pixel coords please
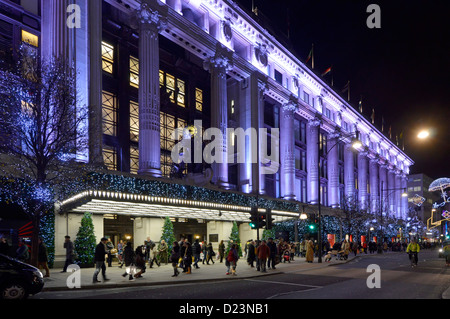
left=160, top=216, right=176, bottom=249
left=73, top=213, right=96, bottom=267
left=0, top=45, right=88, bottom=266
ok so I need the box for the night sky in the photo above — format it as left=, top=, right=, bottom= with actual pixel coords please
left=235, top=0, right=450, bottom=180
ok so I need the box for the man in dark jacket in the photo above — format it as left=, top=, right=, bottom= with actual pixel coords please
left=193, top=239, right=201, bottom=269
left=92, top=237, right=110, bottom=283
left=62, top=236, right=74, bottom=273
left=38, top=238, right=50, bottom=277
left=267, top=238, right=277, bottom=270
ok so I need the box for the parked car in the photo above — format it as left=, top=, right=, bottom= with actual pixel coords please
left=0, top=253, right=44, bottom=299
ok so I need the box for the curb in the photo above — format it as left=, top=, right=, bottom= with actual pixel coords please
left=41, top=255, right=359, bottom=292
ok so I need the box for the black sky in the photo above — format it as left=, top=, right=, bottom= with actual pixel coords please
left=235, top=0, right=450, bottom=179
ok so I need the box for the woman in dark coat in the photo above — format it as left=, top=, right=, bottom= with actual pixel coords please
left=182, top=241, right=193, bottom=274
left=206, top=242, right=215, bottom=265
left=134, top=245, right=146, bottom=278
left=122, top=242, right=136, bottom=281
left=170, top=241, right=180, bottom=277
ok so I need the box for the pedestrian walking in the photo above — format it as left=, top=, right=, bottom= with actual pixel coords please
left=226, top=244, right=239, bottom=276
left=106, top=237, right=115, bottom=267
left=37, top=238, right=50, bottom=278
left=193, top=239, right=201, bottom=269
left=256, top=240, right=270, bottom=272
left=201, top=241, right=207, bottom=264
left=159, top=240, right=169, bottom=265
left=206, top=242, right=215, bottom=265
left=170, top=241, right=181, bottom=277
left=182, top=241, right=193, bottom=274
left=218, top=240, right=225, bottom=263
left=305, top=238, right=314, bottom=263
left=246, top=240, right=256, bottom=268
left=267, top=238, right=277, bottom=270
left=61, top=236, right=74, bottom=273
left=16, top=239, right=29, bottom=262
left=134, top=245, right=146, bottom=278
left=92, top=237, right=110, bottom=283
left=443, top=242, right=450, bottom=267
left=0, top=236, right=10, bottom=256
left=117, top=240, right=124, bottom=267
left=121, top=242, right=136, bottom=281
left=149, top=241, right=160, bottom=268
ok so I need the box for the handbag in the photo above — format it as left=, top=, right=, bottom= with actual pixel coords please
left=110, top=248, right=118, bottom=254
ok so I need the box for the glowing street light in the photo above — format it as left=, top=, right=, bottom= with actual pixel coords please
left=417, top=130, right=430, bottom=140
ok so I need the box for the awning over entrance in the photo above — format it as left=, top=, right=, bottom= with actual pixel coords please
left=58, top=189, right=299, bottom=223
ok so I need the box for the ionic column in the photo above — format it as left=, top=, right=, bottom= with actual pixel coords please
left=395, top=172, right=402, bottom=218
left=358, top=152, right=369, bottom=210
left=204, top=43, right=233, bottom=189
left=387, top=169, right=396, bottom=216
left=379, top=164, right=388, bottom=213
left=369, top=159, right=379, bottom=213
left=327, top=132, right=340, bottom=208
left=306, top=118, right=321, bottom=204
left=343, top=144, right=355, bottom=206
left=137, top=2, right=167, bottom=178
left=280, top=100, right=297, bottom=200
left=401, top=175, right=409, bottom=219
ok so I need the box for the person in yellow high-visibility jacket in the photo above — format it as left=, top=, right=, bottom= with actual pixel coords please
left=406, top=240, right=420, bottom=266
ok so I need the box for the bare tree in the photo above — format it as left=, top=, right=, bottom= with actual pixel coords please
left=0, top=45, right=88, bottom=266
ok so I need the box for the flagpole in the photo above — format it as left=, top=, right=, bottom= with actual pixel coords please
left=312, top=44, right=315, bottom=70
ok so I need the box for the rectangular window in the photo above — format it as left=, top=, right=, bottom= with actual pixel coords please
left=101, top=41, right=114, bottom=74
left=129, top=56, right=139, bottom=88
left=130, top=100, right=139, bottom=142
left=102, top=91, right=117, bottom=136
left=130, top=146, right=139, bottom=174
left=195, top=88, right=203, bottom=112
left=160, top=71, right=186, bottom=107
left=103, top=145, right=117, bottom=171
left=274, top=69, right=283, bottom=85
left=21, top=30, right=38, bottom=47
left=303, top=92, right=310, bottom=105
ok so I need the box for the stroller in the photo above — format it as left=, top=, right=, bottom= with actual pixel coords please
left=282, top=250, right=291, bottom=263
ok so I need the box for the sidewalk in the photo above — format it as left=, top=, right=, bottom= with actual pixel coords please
left=41, top=253, right=359, bottom=292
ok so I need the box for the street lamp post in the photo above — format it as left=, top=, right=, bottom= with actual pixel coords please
left=379, top=181, right=408, bottom=247
left=317, top=129, right=361, bottom=263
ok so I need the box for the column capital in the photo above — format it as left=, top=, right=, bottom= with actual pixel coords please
left=136, top=1, right=168, bottom=31
left=308, top=116, right=322, bottom=128
left=203, top=43, right=234, bottom=73
left=282, top=96, right=298, bottom=113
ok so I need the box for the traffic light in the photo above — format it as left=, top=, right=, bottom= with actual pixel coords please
left=249, top=207, right=258, bottom=229
left=266, top=209, right=275, bottom=230
left=258, top=214, right=267, bottom=229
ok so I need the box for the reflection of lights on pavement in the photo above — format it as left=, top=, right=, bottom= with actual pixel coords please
left=418, top=130, right=430, bottom=139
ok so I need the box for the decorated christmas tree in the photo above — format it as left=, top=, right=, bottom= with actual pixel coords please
left=160, top=216, right=176, bottom=248
left=226, top=221, right=243, bottom=257
left=74, top=213, right=97, bottom=267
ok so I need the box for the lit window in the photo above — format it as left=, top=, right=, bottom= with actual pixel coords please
left=21, top=30, right=38, bottom=47
left=102, top=91, right=117, bottom=136
left=195, top=88, right=203, bottom=112
left=130, top=100, right=139, bottom=142
left=160, top=71, right=186, bottom=107
left=103, top=145, right=117, bottom=171
left=101, top=41, right=114, bottom=74
left=130, top=56, right=139, bottom=88
left=231, top=99, right=235, bottom=114
left=130, top=146, right=139, bottom=174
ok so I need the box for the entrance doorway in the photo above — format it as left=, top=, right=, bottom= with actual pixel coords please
left=173, top=219, right=207, bottom=243
left=104, top=214, right=134, bottom=247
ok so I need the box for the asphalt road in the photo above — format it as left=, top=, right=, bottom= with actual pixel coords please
left=31, top=250, right=450, bottom=300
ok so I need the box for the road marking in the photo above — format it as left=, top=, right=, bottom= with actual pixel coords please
left=244, top=278, right=322, bottom=289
